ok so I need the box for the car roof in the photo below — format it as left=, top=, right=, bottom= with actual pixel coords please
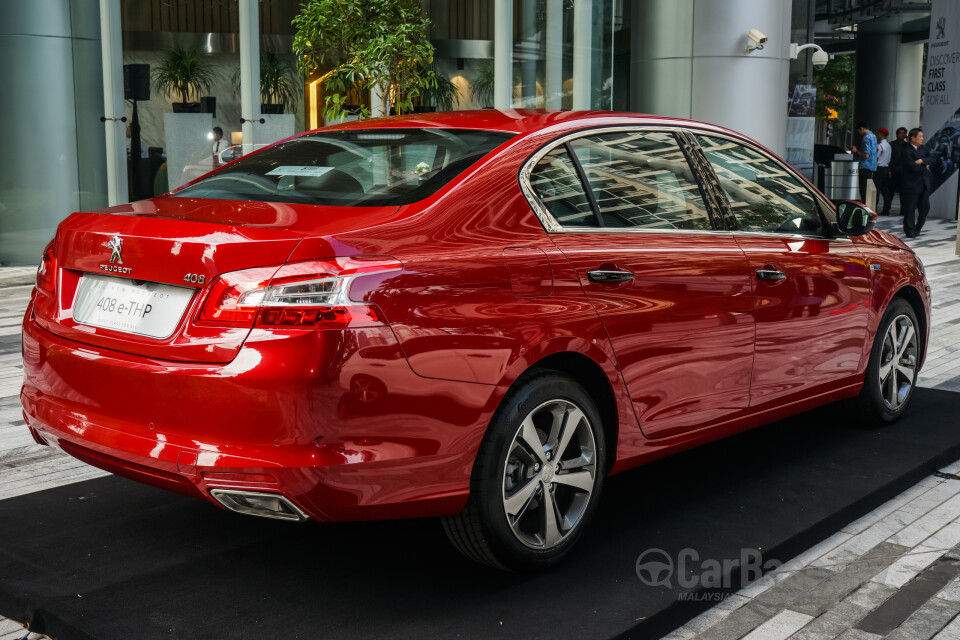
left=308, top=109, right=745, bottom=140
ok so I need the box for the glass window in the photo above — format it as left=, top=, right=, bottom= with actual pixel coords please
left=174, top=129, right=514, bottom=207
left=508, top=0, right=617, bottom=110
left=568, top=130, right=713, bottom=230
left=695, top=135, right=823, bottom=235
left=528, top=146, right=598, bottom=227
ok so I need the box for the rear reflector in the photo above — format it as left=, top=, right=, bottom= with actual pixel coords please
left=209, top=489, right=308, bottom=521
left=201, top=472, right=278, bottom=484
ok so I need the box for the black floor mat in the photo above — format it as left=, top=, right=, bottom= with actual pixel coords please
left=1, top=388, right=959, bottom=640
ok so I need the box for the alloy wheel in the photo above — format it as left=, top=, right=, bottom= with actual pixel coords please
left=501, top=399, right=597, bottom=550
left=878, top=314, right=918, bottom=411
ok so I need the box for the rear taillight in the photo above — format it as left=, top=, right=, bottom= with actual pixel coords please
left=197, top=265, right=280, bottom=327
left=197, top=256, right=399, bottom=330
left=37, top=240, right=57, bottom=296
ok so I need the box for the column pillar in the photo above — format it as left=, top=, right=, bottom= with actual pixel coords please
left=631, top=0, right=792, bottom=156
left=239, top=0, right=260, bottom=155
left=99, top=0, right=127, bottom=206
left=573, top=0, right=593, bottom=109
left=545, top=0, right=563, bottom=109
left=0, top=0, right=107, bottom=265
left=519, top=0, right=537, bottom=106
left=892, top=42, right=923, bottom=130
left=854, top=33, right=923, bottom=133
left=494, top=0, right=513, bottom=109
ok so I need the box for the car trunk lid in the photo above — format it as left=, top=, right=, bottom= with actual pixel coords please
left=33, top=198, right=399, bottom=363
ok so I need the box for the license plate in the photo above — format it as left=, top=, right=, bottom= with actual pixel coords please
left=73, top=274, right=194, bottom=339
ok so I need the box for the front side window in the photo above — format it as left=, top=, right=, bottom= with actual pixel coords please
left=568, top=130, right=713, bottom=230
left=174, top=128, right=514, bottom=206
left=695, top=135, right=823, bottom=235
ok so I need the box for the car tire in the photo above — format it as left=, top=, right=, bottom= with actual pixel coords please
left=845, top=298, right=922, bottom=425
left=442, top=370, right=606, bottom=571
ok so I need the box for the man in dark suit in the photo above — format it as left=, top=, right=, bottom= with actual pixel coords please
left=900, top=128, right=932, bottom=238
left=890, top=127, right=909, bottom=213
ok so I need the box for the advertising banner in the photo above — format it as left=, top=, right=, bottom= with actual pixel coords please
left=787, top=84, right=816, bottom=181
left=921, top=0, right=960, bottom=220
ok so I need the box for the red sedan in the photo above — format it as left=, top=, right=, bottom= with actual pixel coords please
left=21, top=111, right=930, bottom=570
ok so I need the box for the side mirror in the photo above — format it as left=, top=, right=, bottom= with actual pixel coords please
left=835, top=201, right=877, bottom=236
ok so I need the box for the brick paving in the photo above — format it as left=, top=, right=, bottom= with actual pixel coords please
left=0, top=216, right=957, bottom=639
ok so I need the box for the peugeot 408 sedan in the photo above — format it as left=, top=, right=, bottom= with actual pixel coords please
left=21, top=111, right=930, bottom=570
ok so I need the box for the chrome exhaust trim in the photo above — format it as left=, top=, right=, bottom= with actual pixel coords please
left=209, top=489, right=309, bottom=522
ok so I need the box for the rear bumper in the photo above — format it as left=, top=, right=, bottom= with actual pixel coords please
left=21, top=306, right=502, bottom=521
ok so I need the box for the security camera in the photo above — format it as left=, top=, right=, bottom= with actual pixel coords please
left=790, top=43, right=830, bottom=70
left=746, top=29, right=768, bottom=52
left=812, top=48, right=829, bottom=70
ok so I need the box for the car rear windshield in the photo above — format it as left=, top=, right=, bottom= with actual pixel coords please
left=173, top=128, right=515, bottom=206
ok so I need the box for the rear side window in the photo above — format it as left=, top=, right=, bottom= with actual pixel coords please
left=528, top=146, right=598, bottom=227
left=568, top=130, right=713, bottom=230
left=695, top=135, right=823, bottom=235
left=174, top=128, right=514, bottom=206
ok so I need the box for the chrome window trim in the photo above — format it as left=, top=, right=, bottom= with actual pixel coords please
left=520, top=125, right=702, bottom=235
left=730, top=229, right=852, bottom=243
left=540, top=225, right=851, bottom=242
left=543, top=225, right=735, bottom=236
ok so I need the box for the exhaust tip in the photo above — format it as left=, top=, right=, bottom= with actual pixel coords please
left=210, top=489, right=309, bottom=522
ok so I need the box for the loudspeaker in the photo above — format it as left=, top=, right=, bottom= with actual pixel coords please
left=124, top=64, right=150, bottom=101
left=200, top=96, right=216, bottom=117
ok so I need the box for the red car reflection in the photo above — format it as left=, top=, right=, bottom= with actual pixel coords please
left=21, top=111, right=930, bottom=570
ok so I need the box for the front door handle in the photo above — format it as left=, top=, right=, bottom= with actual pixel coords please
left=755, top=269, right=787, bottom=281
left=587, top=270, right=635, bottom=283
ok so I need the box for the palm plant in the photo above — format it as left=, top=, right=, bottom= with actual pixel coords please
left=260, top=51, right=299, bottom=112
left=419, top=66, right=460, bottom=111
left=471, top=59, right=496, bottom=108
left=152, top=46, right=215, bottom=106
left=469, top=60, right=522, bottom=108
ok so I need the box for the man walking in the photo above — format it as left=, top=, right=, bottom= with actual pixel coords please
left=852, top=121, right=877, bottom=203
left=890, top=127, right=910, bottom=214
left=875, top=127, right=892, bottom=215
left=900, top=128, right=932, bottom=238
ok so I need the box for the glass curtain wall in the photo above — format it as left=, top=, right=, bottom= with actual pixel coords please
left=511, top=0, right=614, bottom=110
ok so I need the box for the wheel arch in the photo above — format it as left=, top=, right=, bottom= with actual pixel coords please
left=891, top=284, right=928, bottom=365
left=521, top=351, right=620, bottom=473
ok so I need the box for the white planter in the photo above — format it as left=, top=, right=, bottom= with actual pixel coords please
left=163, top=112, right=213, bottom=190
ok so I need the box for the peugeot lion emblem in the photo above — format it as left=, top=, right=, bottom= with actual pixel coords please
left=107, top=236, right=123, bottom=265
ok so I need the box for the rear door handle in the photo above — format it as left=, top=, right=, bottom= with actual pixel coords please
left=755, top=269, right=787, bottom=281
left=587, top=270, right=635, bottom=283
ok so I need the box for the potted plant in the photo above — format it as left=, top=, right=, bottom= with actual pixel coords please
left=470, top=60, right=520, bottom=109
left=415, top=66, right=460, bottom=113
left=260, top=52, right=299, bottom=114
left=471, top=59, right=496, bottom=109
left=153, top=46, right=215, bottom=113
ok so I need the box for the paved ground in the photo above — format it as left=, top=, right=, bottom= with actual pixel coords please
left=0, top=214, right=957, bottom=640
left=0, top=270, right=67, bottom=640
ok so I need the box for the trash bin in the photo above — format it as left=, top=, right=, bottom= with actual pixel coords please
left=823, top=154, right=859, bottom=201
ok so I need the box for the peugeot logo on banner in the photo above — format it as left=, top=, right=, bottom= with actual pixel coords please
left=937, top=16, right=946, bottom=40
